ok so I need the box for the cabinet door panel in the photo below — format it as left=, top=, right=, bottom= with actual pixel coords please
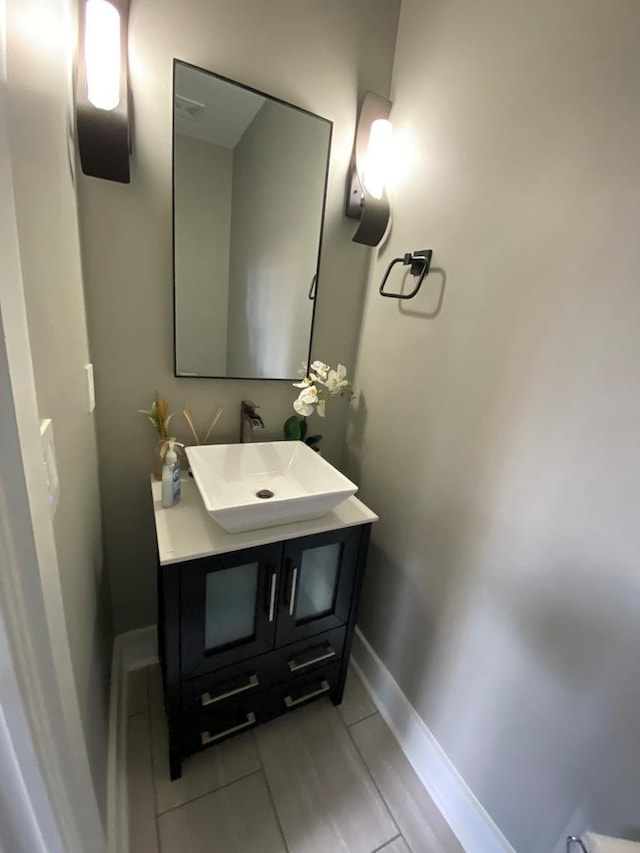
left=276, top=527, right=362, bottom=645
left=204, top=561, right=259, bottom=650
left=294, top=542, right=341, bottom=621
left=181, top=543, right=282, bottom=678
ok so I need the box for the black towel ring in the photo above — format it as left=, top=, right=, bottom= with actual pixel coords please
left=379, top=249, right=433, bottom=300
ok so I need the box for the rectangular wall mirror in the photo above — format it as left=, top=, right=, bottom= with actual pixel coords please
left=172, top=60, right=332, bottom=380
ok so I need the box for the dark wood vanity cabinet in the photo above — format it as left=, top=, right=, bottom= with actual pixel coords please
left=157, top=523, right=371, bottom=780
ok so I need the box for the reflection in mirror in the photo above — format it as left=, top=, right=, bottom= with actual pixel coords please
left=173, top=61, right=332, bottom=380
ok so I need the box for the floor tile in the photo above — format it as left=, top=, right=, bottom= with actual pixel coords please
left=127, top=666, right=149, bottom=716
left=376, top=839, right=411, bottom=853
left=337, top=664, right=377, bottom=727
left=350, top=713, right=463, bottom=853
left=147, top=664, right=261, bottom=813
left=157, top=771, right=286, bottom=853
left=127, top=712, right=159, bottom=853
left=256, top=698, right=398, bottom=853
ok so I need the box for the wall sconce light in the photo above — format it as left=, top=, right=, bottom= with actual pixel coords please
left=76, top=0, right=131, bottom=183
left=345, top=92, right=392, bottom=246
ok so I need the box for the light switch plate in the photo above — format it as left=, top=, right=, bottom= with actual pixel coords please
left=84, top=363, right=95, bottom=413
left=40, top=419, right=59, bottom=518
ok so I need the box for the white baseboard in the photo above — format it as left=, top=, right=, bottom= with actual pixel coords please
left=351, top=627, right=515, bottom=853
left=106, top=625, right=158, bottom=853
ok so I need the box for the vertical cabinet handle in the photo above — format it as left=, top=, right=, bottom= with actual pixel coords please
left=288, top=566, right=299, bottom=617
left=268, top=571, right=277, bottom=623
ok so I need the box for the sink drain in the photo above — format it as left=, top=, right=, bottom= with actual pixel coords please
left=256, top=489, right=275, bottom=500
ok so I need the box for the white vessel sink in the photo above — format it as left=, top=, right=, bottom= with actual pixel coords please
left=185, top=441, right=358, bottom=533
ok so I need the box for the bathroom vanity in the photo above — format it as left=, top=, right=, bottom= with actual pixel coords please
left=151, top=476, right=377, bottom=779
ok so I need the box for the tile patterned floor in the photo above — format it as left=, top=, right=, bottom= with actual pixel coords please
left=126, top=663, right=463, bottom=853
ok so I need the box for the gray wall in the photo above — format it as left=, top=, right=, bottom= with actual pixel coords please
left=174, top=134, right=231, bottom=376
left=77, top=0, right=401, bottom=634
left=4, top=0, right=112, bottom=826
left=346, top=0, right=640, bottom=850
left=227, top=100, right=329, bottom=378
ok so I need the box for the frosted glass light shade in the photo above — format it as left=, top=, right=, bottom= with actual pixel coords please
left=363, top=118, right=393, bottom=199
left=85, top=0, right=121, bottom=111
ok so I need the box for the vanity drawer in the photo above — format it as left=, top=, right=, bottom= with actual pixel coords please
left=181, top=627, right=346, bottom=717
left=181, top=656, right=272, bottom=717
left=181, top=691, right=272, bottom=758
left=271, top=627, right=346, bottom=684
left=272, top=662, right=341, bottom=715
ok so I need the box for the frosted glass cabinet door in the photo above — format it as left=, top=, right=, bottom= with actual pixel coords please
left=294, top=543, right=341, bottom=621
left=180, top=543, right=282, bottom=678
left=276, top=527, right=363, bottom=645
left=205, top=562, right=259, bottom=650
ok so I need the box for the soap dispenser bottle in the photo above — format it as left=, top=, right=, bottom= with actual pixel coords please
left=161, top=439, right=182, bottom=508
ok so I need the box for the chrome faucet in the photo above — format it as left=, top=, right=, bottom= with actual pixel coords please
left=240, top=400, right=265, bottom=443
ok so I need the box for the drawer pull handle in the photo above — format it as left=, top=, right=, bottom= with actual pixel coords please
left=284, top=679, right=330, bottom=709
left=268, top=572, right=277, bottom=623
left=200, top=712, right=256, bottom=746
left=288, top=566, right=299, bottom=617
left=288, top=645, right=336, bottom=672
left=201, top=674, right=259, bottom=707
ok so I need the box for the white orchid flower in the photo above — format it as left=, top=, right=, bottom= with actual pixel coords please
left=293, top=397, right=315, bottom=417
left=288, top=359, right=353, bottom=426
left=310, top=360, right=329, bottom=380
left=292, top=376, right=312, bottom=388
left=326, top=364, right=349, bottom=392
left=298, top=385, right=318, bottom=405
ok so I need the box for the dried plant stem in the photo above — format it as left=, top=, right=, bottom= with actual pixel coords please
left=203, top=406, right=224, bottom=443
left=155, top=390, right=170, bottom=441
left=182, top=407, right=201, bottom=444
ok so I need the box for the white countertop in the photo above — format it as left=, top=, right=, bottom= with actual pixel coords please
left=151, top=476, right=378, bottom=565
